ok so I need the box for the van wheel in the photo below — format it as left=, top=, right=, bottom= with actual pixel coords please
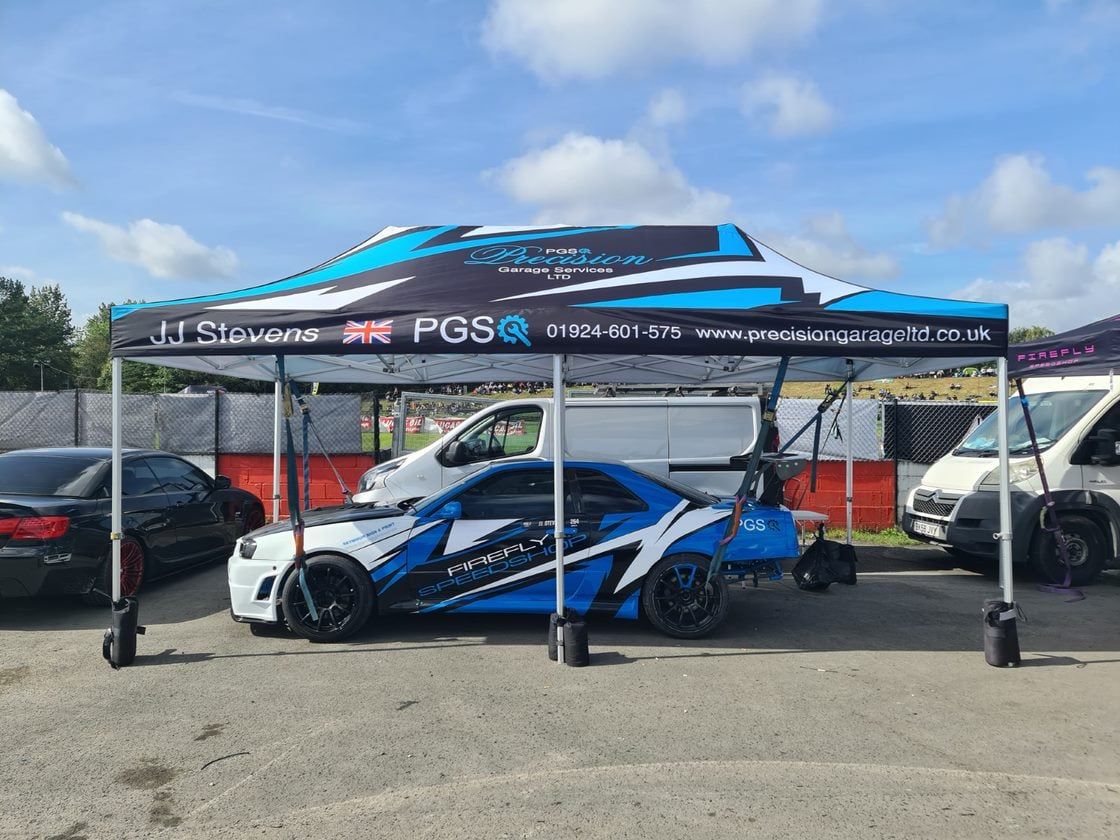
left=1029, top=514, right=1107, bottom=586
left=281, top=555, right=374, bottom=642
left=641, top=554, right=729, bottom=639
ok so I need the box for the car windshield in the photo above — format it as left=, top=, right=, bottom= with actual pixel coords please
left=954, top=390, right=1107, bottom=457
left=0, top=454, right=103, bottom=496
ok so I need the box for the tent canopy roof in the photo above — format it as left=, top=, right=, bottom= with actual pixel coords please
left=110, top=225, right=1008, bottom=383
left=1009, top=313, right=1120, bottom=378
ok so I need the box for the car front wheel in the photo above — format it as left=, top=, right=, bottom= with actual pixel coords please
left=1029, top=514, right=1107, bottom=587
left=641, top=554, right=730, bottom=639
left=280, top=555, right=374, bottom=642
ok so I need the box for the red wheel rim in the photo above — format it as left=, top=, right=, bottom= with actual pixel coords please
left=119, top=539, right=144, bottom=597
left=243, top=508, right=266, bottom=534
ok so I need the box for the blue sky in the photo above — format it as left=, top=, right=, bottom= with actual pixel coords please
left=2, top=0, right=1118, bottom=330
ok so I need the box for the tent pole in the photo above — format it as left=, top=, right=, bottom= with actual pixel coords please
left=996, top=357, right=1014, bottom=606
left=110, top=357, right=123, bottom=603
left=845, top=359, right=854, bottom=544
left=552, top=354, right=566, bottom=664
left=272, top=374, right=282, bottom=523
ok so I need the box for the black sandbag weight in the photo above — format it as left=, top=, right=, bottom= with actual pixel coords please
left=983, top=598, right=1021, bottom=668
left=102, top=596, right=146, bottom=669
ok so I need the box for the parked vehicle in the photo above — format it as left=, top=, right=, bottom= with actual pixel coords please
left=902, top=374, right=1120, bottom=585
left=0, top=447, right=265, bottom=603
left=353, top=397, right=762, bottom=506
left=230, top=459, right=799, bottom=641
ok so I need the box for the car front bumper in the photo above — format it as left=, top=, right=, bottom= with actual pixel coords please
left=228, top=545, right=293, bottom=624
left=902, top=488, right=1036, bottom=561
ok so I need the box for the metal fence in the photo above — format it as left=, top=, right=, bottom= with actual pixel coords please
left=0, top=390, right=363, bottom=455
left=883, top=400, right=995, bottom=464
left=390, top=392, right=498, bottom=455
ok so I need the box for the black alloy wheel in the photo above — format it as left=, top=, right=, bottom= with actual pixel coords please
left=642, top=554, right=730, bottom=639
left=280, top=554, right=374, bottom=642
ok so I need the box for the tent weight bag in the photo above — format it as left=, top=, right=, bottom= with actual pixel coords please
left=101, top=595, right=146, bottom=669
left=982, top=599, right=1020, bottom=668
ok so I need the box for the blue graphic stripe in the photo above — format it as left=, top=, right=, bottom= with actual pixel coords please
left=575, top=287, right=787, bottom=310
left=825, top=291, right=1007, bottom=320
left=111, top=226, right=620, bottom=318
left=661, top=224, right=758, bottom=260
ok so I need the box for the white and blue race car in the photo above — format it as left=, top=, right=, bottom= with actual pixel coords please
left=228, top=460, right=798, bottom=641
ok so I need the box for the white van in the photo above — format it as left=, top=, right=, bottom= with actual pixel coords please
left=902, top=374, right=1120, bottom=585
left=353, top=397, right=761, bottom=505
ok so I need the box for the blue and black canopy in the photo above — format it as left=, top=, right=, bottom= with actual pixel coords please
left=109, top=225, right=1007, bottom=383
left=1009, top=313, right=1119, bottom=378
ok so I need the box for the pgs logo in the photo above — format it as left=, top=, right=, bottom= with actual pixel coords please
left=413, top=313, right=531, bottom=347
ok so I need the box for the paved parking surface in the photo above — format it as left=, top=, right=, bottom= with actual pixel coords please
left=1, top=548, right=1118, bottom=839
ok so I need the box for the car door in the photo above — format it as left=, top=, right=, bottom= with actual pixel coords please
left=111, top=458, right=176, bottom=572
left=438, top=406, right=544, bottom=489
left=142, top=456, right=227, bottom=565
left=407, top=466, right=579, bottom=612
left=567, top=467, right=659, bottom=612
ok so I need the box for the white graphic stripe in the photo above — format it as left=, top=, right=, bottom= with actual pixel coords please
left=442, top=519, right=519, bottom=556
left=210, top=276, right=412, bottom=311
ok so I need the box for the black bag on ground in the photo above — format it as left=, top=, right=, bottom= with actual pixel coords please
left=792, top=536, right=858, bottom=591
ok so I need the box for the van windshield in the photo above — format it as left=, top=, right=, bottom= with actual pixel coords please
left=954, top=390, right=1107, bottom=457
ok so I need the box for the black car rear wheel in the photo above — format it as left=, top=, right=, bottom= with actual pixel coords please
left=82, top=537, right=146, bottom=606
left=642, top=554, right=729, bottom=639
left=281, top=555, right=374, bottom=642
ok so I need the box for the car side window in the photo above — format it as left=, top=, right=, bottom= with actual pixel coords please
left=446, top=407, right=544, bottom=466
left=574, top=469, right=648, bottom=514
left=119, top=461, right=164, bottom=497
left=145, top=457, right=212, bottom=493
left=456, top=468, right=565, bottom=520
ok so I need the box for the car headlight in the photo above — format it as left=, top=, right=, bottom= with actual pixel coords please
left=239, top=537, right=257, bottom=559
left=980, top=461, right=1040, bottom=487
left=359, top=460, right=402, bottom=492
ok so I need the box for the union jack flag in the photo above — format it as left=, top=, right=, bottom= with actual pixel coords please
left=342, top=319, right=393, bottom=345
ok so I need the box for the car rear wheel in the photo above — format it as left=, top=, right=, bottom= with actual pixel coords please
left=641, top=553, right=730, bottom=639
left=1029, top=514, right=1107, bottom=587
left=281, top=554, right=374, bottom=642
left=82, top=537, right=146, bottom=606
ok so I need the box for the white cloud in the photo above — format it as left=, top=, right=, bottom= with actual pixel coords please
left=482, top=0, right=823, bottom=82
left=0, top=265, right=59, bottom=286
left=61, top=212, right=238, bottom=279
left=488, top=132, right=731, bottom=225
left=647, top=88, right=688, bottom=127
left=741, top=74, right=834, bottom=137
left=759, top=212, right=899, bottom=280
left=0, top=89, right=75, bottom=188
left=928, top=154, right=1120, bottom=246
left=955, top=236, right=1120, bottom=330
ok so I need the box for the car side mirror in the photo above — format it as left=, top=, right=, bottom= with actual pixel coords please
left=214, top=475, right=232, bottom=490
left=1089, top=428, right=1120, bottom=466
left=436, top=501, right=462, bottom=520
left=444, top=441, right=468, bottom=466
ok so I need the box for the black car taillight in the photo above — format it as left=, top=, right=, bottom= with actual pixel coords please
left=0, top=516, right=71, bottom=541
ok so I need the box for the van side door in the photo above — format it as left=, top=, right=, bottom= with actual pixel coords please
left=1079, top=397, right=1120, bottom=501
left=438, top=406, right=544, bottom=488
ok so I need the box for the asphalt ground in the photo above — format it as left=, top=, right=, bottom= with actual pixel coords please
left=1, top=547, right=1118, bottom=839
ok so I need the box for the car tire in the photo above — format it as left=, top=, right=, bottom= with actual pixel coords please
left=81, top=537, right=146, bottom=606
left=280, top=554, right=374, bottom=643
left=641, top=553, right=730, bottom=639
left=1029, top=514, right=1108, bottom=587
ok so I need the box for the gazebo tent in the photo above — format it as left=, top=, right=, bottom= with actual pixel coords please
left=1009, top=313, right=1120, bottom=378
left=108, top=225, right=1015, bottom=661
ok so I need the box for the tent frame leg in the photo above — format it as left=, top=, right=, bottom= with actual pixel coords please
left=552, top=354, right=566, bottom=664
left=845, top=359, right=854, bottom=544
left=272, top=374, right=282, bottom=523
left=111, top=357, right=123, bottom=603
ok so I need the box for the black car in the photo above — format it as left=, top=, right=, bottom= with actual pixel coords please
left=0, top=448, right=265, bottom=603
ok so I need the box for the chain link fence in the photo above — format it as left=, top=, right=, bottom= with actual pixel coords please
left=883, top=400, right=995, bottom=464
left=0, top=390, right=363, bottom=455
left=388, top=392, right=498, bottom=455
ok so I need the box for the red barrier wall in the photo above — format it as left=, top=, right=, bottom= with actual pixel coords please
left=782, top=460, right=896, bottom=530
left=218, top=453, right=371, bottom=517
left=218, top=454, right=896, bottom=529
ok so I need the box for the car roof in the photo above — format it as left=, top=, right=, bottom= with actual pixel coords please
left=2, top=447, right=166, bottom=460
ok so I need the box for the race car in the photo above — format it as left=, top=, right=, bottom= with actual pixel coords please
left=228, top=460, right=799, bottom=641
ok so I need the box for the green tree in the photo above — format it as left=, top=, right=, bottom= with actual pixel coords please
left=73, top=304, right=113, bottom=388
left=0, top=276, right=75, bottom=390
left=1008, top=325, right=1056, bottom=345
